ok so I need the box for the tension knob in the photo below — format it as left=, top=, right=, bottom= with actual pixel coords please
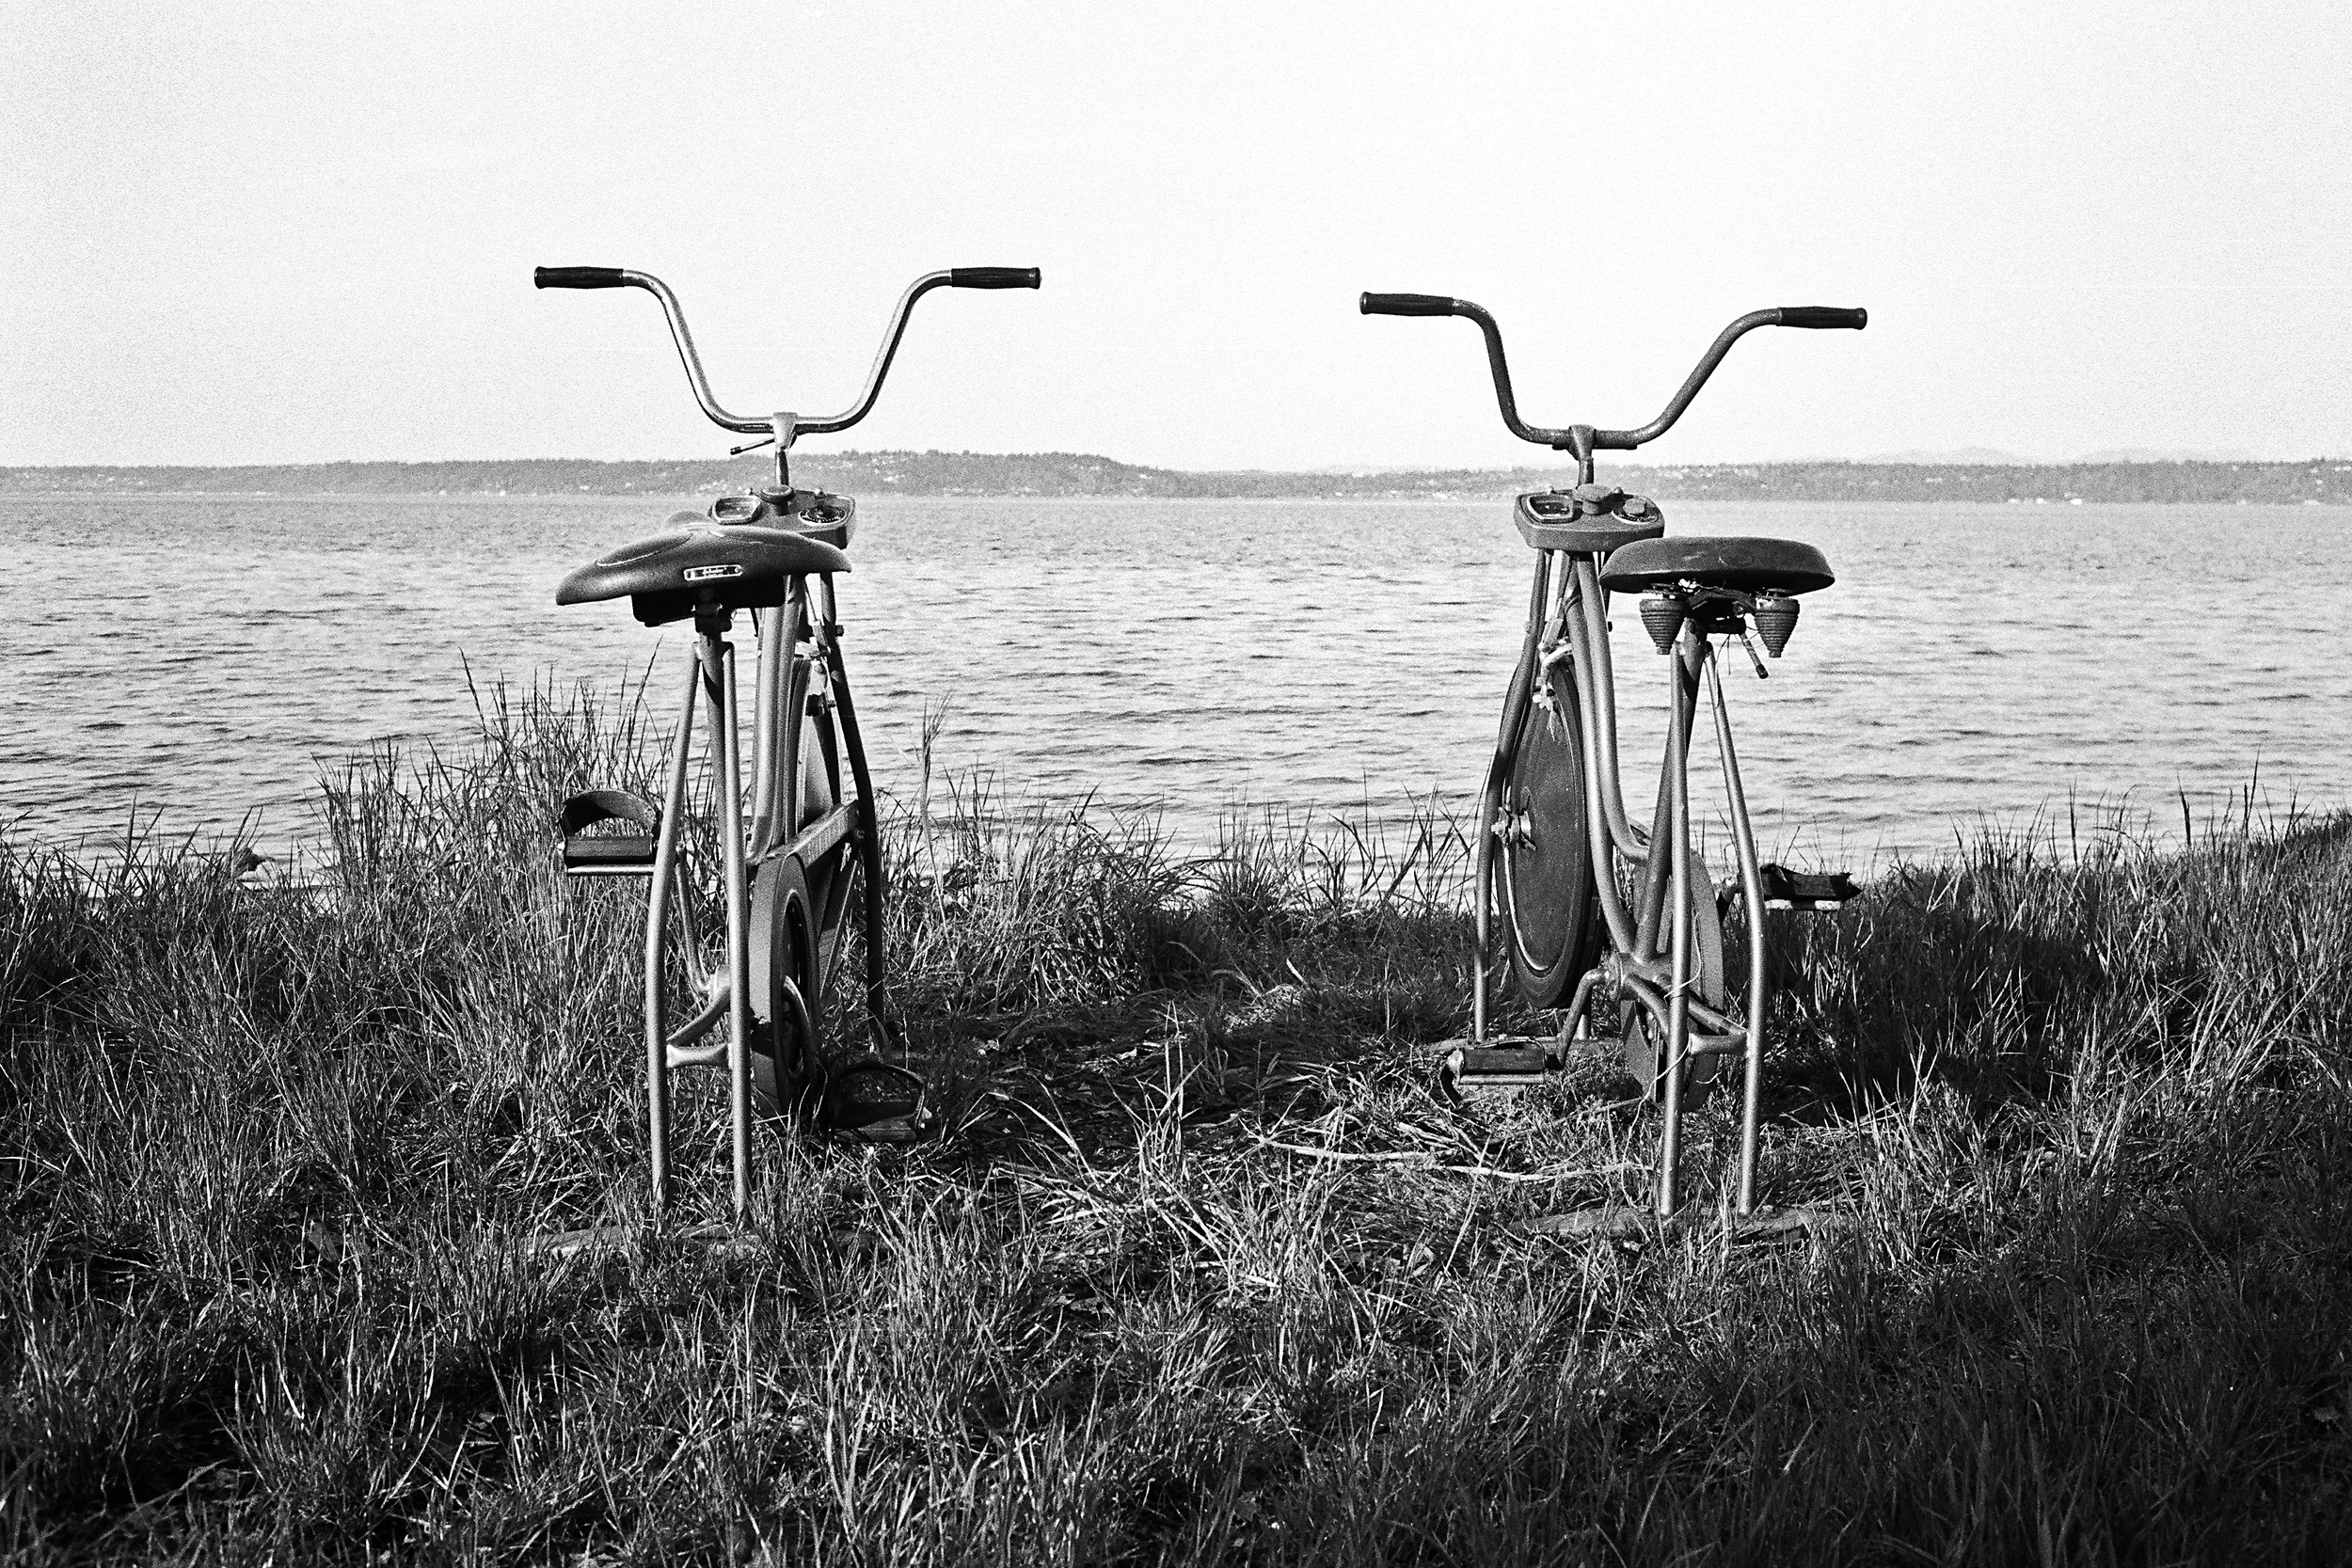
left=1752, top=594, right=1800, bottom=657
left=1639, top=594, right=1687, bottom=654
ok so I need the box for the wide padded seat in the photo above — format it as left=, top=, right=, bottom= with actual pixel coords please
left=558, top=518, right=851, bottom=625
left=1598, top=535, right=1835, bottom=596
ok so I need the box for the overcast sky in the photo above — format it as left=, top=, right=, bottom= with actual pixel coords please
left=5, top=0, right=2346, bottom=469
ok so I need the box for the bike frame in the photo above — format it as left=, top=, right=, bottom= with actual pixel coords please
left=1473, top=550, right=1772, bottom=1215
left=1360, top=291, right=1864, bottom=1223
left=631, top=578, right=883, bottom=1216
left=539, top=262, right=1037, bottom=1230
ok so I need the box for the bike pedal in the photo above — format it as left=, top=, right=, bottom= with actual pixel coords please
left=1757, top=863, right=1862, bottom=911
left=1437, top=1039, right=1562, bottom=1098
left=818, top=1058, right=932, bottom=1142
left=838, top=1115, right=925, bottom=1145
left=557, top=789, right=663, bottom=878
left=561, top=834, right=660, bottom=876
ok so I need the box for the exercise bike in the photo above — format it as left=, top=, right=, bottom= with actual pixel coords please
left=538, top=262, right=1040, bottom=1223
left=1360, top=291, right=1865, bottom=1231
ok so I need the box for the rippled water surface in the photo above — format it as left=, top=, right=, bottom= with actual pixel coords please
left=5, top=493, right=2346, bottom=863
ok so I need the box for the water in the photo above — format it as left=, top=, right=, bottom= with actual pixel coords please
left=5, top=493, right=2346, bottom=865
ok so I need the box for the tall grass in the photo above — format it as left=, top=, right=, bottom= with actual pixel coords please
left=3, top=684, right=2348, bottom=1562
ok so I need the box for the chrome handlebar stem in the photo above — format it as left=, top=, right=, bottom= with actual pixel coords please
left=1361, top=295, right=1863, bottom=471
left=612, top=267, right=957, bottom=442
left=1453, top=304, right=1788, bottom=457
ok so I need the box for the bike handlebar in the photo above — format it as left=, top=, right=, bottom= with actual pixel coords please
left=949, top=267, right=1041, bottom=290
left=1360, top=293, right=1457, bottom=317
left=1359, top=292, right=1866, bottom=453
left=1775, top=306, right=1867, bottom=330
left=535, top=264, right=1042, bottom=439
left=533, top=266, right=629, bottom=290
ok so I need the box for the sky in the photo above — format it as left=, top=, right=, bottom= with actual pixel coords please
left=4, top=0, right=2347, bottom=470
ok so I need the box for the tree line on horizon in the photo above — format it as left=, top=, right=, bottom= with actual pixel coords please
left=4, top=451, right=2346, bottom=504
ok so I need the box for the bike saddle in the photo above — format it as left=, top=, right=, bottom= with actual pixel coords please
left=1597, top=535, right=1835, bottom=595
left=556, top=521, right=851, bottom=626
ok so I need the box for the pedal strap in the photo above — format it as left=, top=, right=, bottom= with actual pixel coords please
left=557, top=789, right=665, bottom=876
left=557, top=788, right=660, bottom=836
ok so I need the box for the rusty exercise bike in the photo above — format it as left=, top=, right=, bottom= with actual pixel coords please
left=537, top=262, right=1039, bottom=1226
left=1360, top=292, right=1866, bottom=1233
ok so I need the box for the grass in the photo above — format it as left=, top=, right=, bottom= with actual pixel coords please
left=4, top=683, right=2350, bottom=1563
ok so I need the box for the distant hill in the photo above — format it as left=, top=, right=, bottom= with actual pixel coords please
left=3, top=451, right=2346, bottom=505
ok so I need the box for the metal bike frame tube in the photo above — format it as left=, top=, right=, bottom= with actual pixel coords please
left=785, top=592, right=815, bottom=841
left=1573, top=558, right=1649, bottom=863
left=1471, top=753, right=1502, bottom=1043
left=1620, top=973, right=1670, bottom=1029
left=753, top=591, right=808, bottom=864
left=667, top=1037, right=729, bottom=1070
left=1477, top=766, right=1496, bottom=1048
left=1476, top=557, right=1555, bottom=1038
left=820, top=578, right=894, bottom=1018
left=1633, top=640, right=1708, bottom=963
left=1706, top=654, right=1772, bottom=1214
left=1632, top=706, right=1678, bottom=963
left=1515, top=556, right=1549, bottom=738
left=663, top=988, right=729, bottom=1063
left=1561, top=968, right=1602, bottom=1043
left=1656, top=627, right=1697, bottom=1218
left=749, top=606, right=787, bottom=855
left=643, top=655, right=704, bottom=1209
left=1623, top=966, right=1741, bottom=1037
left=706, top=632, right=754, bottom=1222
left=1563, top=600, right=1703, bottom=990
left=1569, top=600, right=1641, bottom=958
left=1562, top=571, right=1656, bottom=958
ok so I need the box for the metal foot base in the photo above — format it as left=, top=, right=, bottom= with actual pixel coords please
left=1524, top=1204, right=1848, bottom=1243
left=522, top=1218, right=767, bottom=1261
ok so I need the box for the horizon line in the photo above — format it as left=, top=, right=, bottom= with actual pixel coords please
left=6, top=451, right=2347, bottom=474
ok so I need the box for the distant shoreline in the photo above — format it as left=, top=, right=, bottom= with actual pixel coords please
left=4, top=451, right=2346, bottom=505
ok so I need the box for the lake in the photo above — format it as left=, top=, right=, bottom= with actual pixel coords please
left=4, top=494, right=2344, bottom=867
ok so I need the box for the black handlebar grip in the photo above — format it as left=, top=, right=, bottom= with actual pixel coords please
left=1774, top=307, right=1867, bottom=329
left=534, top=266, right=629, bottom=290
left=1359, top=293, right=1457, bottom=317
left=949, top=267, right=1041, bottom=289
